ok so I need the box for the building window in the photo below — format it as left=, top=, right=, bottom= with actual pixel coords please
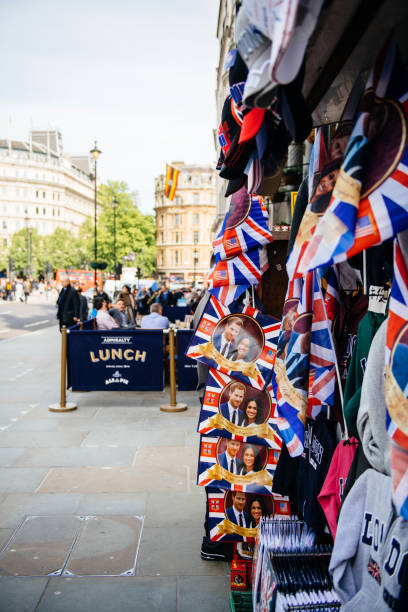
left=36, top=207, right=39, bottom=214
left=175, top=232, right=179, bottom=244
left=193, top=193, right=199, bottom=204
left=175, top=196, right=181, bottom=205
left=2, top=220, right=6, bottom=230
left=52, top=209, right=55, bottom=216
left=193, top=175, right=199, bottom=185
left=175, top=214, right=180, bottom=226
left=194, top=231, right=199, bottom=244
left=58, top=209, right=60, bottom=216
left=43, top=191, right=46, bottom=198
left=160, top=214, right=164, bottom=226
left=175, top=250, right=179, bottom=264
left=193, top=213, right=199, bottom=224
left=43, top=208, right=46, bottom=215
left=160, top=251, right=164, bottom=265
left=36, top=190, right=39, bottom=198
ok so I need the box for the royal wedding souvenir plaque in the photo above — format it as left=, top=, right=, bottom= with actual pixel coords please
left=207, top=487, right=290, bottom=542
left=197, top=435, right=281, bottom=495
left=186, top=296, right=280, bottom=390
left=198, top=369, right=282, bottom=449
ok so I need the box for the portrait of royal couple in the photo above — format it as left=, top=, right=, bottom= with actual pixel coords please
left=212, top=316, right=254, bottom=363
left=218, top=439, right=264, bottom=476
left=225, top=491, right=266, bottom=528
left=220, top=381, right=265, bottom=427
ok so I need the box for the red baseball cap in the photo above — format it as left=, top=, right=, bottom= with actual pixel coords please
left=239, top=108, right=266, bottom=144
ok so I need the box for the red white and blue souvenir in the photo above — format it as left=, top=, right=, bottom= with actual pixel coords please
left=207, top=487, right=290, bottom=543
left=208, top=245, right=268, bottom=292
left=198, top=369, right=282, bottom=449
left=197, top=435, right=281, bottom=495
left=186, top=295, right=280, bottom=390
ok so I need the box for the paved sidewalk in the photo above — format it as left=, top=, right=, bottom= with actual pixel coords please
left=0, top=327, right=230, bottom=611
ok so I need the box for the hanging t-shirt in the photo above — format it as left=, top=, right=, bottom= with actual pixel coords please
left=318, top=438, right=359, bottom=539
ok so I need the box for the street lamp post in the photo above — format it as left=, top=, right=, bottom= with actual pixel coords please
left=90, top=141, right=102, bottom=292
left=193, top=249, right=198, bottom=287
left=24, top=216, right=32, bottom=278
left=112, top=197, right=118, bottom=293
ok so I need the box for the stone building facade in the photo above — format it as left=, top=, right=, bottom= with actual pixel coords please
left=0, top=130, right=94, bottom=251
left=154, top=163, right=216, bottom=283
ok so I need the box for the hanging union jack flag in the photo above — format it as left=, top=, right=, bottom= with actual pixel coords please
left=208, top=245, right=269, bottom=297
left=385, top=238, right=408, bottom=519
left=213, top=187, right=273, bottom=261
left=186, top=295, right=280, bottom=390
left=298, top=37, right=408, bottom=276
left=208, top=284, right=249, bottom=307
left=271, top=270, right=337, bottom=456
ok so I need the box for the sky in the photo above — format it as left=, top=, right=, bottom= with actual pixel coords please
left=0, top=0, right=220, bottom=214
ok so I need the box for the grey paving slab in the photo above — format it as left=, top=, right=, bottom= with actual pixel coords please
left=37, top=466, right=188, bottom=494
left=136, top=527, right=230, bottom=577
left=0, top=515, right=80, bottom=576
left=0, top=528, right=14, bottom=551
left=0, top=405, right=37, bottom=419
left=15, top=447, right=137, bottom=468
left=0, top=576, right=49, bottom=612
left=65, top=515, right=143, bottom=576
left=185, top=431, right=201, bottom=447
left=77, top=493, right=147, bottom=516
left=0, top=468, right=49, bottom=494
left=179, top=575, right=231, bottom=612
left=144, top=490, right=204, bottom=528
left=133, top=445, right=198, bottom=472
left=0, top=431, right=86, bottom=448
left=36, top=576, right=177, bottom=612
left=81, top=429, right=185, bottom=447
left=28, top=404, right=100, bottom=419
left=7, top=419, right=59, bottom=432
left=0, top=448, right=27, bottom=467
left=0, top=494, right=83, bottom=528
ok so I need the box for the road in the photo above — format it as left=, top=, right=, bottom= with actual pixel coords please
left=0, top=293, right=59, bottom=341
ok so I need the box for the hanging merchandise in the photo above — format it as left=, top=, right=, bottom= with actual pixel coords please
left=385, top=237, right=408, bottom=519
left=271, top=270, right=338, bottom=456
left=286, top=77, right=364, bottom=279
left=198, top=369, right=282, bottom=448
left=186, top=295, right=280, bottom=390
left=207, top=487, right=290, bottom=543
left=298, top=37, right=408, bottom=276
left=208, top=244, right=269, bottom=300
left=212, top=188, right=273, bottom=261
left=197, top=435, right=281, bottom=495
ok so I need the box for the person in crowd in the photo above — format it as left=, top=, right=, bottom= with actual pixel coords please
left=75, top=284, right=89, bottom=321
left=56, top=276, right=80, bottom=330
left=95, top=284, right=111, bottom=304
left=95, top=297, right=118, bottom=330
left=23, top=279, right=30, bottom=303
left=158, top=285, right=170, bottom=307
left=110, top=298, right=135, bottom=328
left=248, top=497, right=266, bottom=527
left=212, top=316, right=243, bottom=358
left=137, top=286, right=150, bottom=315
left=140, top=303, right=169, bottom=329
left=241, top=398, right=265, bottom=427
left=226, top=491, right=250, bottom=527
left=5, top=279, right=11, bottom=301
left=118, top=284, right=136, bottom=324
left=218, top=439, right=242, bottom=474
left=239, top=444, right=261, bottom=476
left=220, top=381, right=245, bottom=424
left=231, top=336, right=252, bottom=362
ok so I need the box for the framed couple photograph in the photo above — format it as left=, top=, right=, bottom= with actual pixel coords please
left=207, top=487, right=290, bottom=542
left=197, top=435, right=281, bottom=495
left=186, top=295, right=280, bottom=390
left=198, top=369, right=282, bottom=449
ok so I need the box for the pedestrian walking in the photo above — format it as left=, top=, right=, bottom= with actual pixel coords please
left=56, top=276, right=80, bottom=330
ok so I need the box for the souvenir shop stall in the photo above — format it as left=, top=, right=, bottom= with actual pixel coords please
left=186, top=0, right=408, bottom=610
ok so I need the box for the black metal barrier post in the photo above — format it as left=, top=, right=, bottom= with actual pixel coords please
left=49, top=326, right=78, bottom=412
left=160, top=326, right=188, bottom=413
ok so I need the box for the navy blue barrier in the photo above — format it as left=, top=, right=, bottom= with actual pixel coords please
left=176, top=329, right=197, bottom=391
left=162, top=306, right=191, bottom=323
left=67, top=329, right=164, bottom=391
left=69, top=319, right=95, bottom=331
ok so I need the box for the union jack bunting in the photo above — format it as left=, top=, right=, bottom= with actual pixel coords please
left=198, top=368, right=282, bottom=449
left=208, top=284, right=248, bottom=307
left=213, top=187, right=273, bottom=261
left=207, top=487, right=290, bottom=543
left=272, top=270, right=337, bottom=456
left=298, top=38, right=408, bottom=276
left=385, top=238, right=408, bottom=519
left=208, top=246, right=269, bottom=291
left=197, top=435, right=281, bottom=495
left=185, top=295, right=281, bottom=390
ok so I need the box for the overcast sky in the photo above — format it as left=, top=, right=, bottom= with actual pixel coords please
left=0, top=0, right=219, bottom=214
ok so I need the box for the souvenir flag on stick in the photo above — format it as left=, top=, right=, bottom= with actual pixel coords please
left=164, top=164, right=180, bottom=201
left=213, top=187, right=273, bottom=261
left=298, top=37, right=408, bottom=276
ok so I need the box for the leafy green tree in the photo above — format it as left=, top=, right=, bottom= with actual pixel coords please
left=42, top=228, right=82, bottom=271
left=8, top=228, right=42, bottom=276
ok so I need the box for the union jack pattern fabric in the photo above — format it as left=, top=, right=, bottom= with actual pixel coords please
left=207, top=487, right=290, bottom=543
left=186, top=295, right=280, bottom=390
left=298, top=38, right=408, bottom=276
left=198, top=369, right=282, bottom=448
left=197, top=435, right=281, bottom=495
left=208, top=246, right=269, bottom=291
left=385, top=238, right=408, bottom=518
left=271, top=270, right=337, bottom=456
left=208, top=284, right=248, bottom=307
left=213, top=187, right=273, bottom=261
